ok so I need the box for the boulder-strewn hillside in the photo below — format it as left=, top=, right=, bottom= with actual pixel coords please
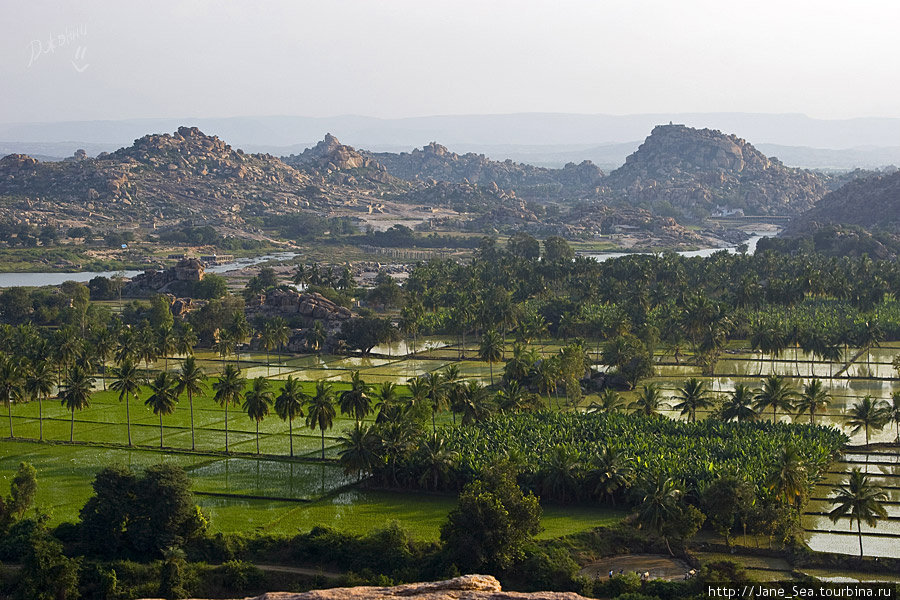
left=599, top=124, right=827, bottom=219
left=784, top=170, right=900, bottom=235
left=368, top=142, right=604, bottom=198
left=0, top=126, right=314, bottom=226
left=283, top=134, right=409, bottom=191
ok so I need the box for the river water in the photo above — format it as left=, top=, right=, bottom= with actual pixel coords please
left=584, top=232, right=771, bottom=262
left=0, top=252, right=300, bottom=288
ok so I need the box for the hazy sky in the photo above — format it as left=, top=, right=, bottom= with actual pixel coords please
left=3, top=0, right=899, bottom=123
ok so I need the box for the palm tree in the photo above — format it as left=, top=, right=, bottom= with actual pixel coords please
left=768, top=445, right=808, bottom=507
left=275, top=376, right=306, bottom=457
left=720, top=383, right=757, bottom=422
left=110, top=359, right=143, bottom=446
left=338, top=422, right=378, bottom=481
left=374, top=381, right=402, bottom=424
left=540, top=445, right=582, bottom=503
left=417, top=433, right=458, bottom=490
left=587, top=389, right=625, bottom=414
left=258, top=321, right=279, bottom=376
left=339, top=371, right=372, bottom=426
left=157, top=324, right=177, bottom=371
left=589, top=445, right=633, bottom=506
left=635, top=473, right=683, bottom=555
left=753, top=374, right=798, bottom=422
left=243, top=377, right=273, bottom=455
left=629, top=383, right=666, bottom=416
left=845, top=395, right=890, bottom=445
left=175, top=323, right=198, bottom=358
left=145, top=371, right=178, bottom=448
left=24, top=359, right=54, bottom=441
left=60, top=364, right=95, bottom=442
left=305, top=321, right=326, bottom=353
left=136, top=325, right=157, bottom=372
left=92, top=327, right=115, bottom=390
left=174, top=357, right=206, bottom=451
left=796, top=379, right=831, bottom=425
left=828, top=468, right=888, bottom=557
left=115, top=327, right=137, bottom=365
left=888, top=391, right=900, bottom=444
left=212, top=365, right=245, bottom=453
left=459, top=380, right=494, bottom=425
left=672, top=377, right=715, bottom=423
left=424, top=371, right=447, bottom=432
left=0, top=355, right=23, bottom=438
left=306, top=381, right=336, bottom=459
left=213, top=329, right=233, bottom=373
left=478, top=329, right=504, bottom=386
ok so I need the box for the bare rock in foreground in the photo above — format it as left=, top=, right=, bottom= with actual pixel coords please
left=145, top=575, right=591, bottom=600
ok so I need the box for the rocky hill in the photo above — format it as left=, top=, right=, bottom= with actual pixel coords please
left=599, top=124, right=827, bottom=219
left=784, top=170, right=900, bottom=235
left=0, top=126, right=317, bottom=228
left=283, top=134, right=409, bottom=191
left=368, top=142, right=604, bottom=198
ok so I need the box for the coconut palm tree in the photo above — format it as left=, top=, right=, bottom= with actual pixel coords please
left=887, top=391, right=900, bottom=444
left=145, top=371, right=178, bottom=448
left=635, top=473, right=683, bottom=555
left=339, top=371, right=372, bottom=426
left=424, top=371, right=447, bottom=432
left=213, top=329, right=233, bottom=373
left=828, top=468, right=888, bottom=557
left=795, top=379, right=831, bottom=425
left=720, top=383, right=757, bottom=422
left=275, top=376, right=306, bottom=457
left=540, top=445, right=583, bottom=503
left=768, top=445, right=808, bottom=507
left=175, top=323, right=197, bottom=358
left=374, top=381, right=402, bottom=424
left=24, top=359, right=54, bottom=441
left=60, top=364, right=95, bottom=442
left=753, top=374, right=798, bottom=422
left=672, top=377, right=715, bottom=423
left=136, top=325, right=157, bottom=372
left=587, top=389, right=625, bottom=414
left=92, top=327, right=115, bottom=390
left=416, top=433, right=458, bottom=490
left=588, top=445, right=633, bottom=506
left=628, top=382, right=666, bottom=416
left=338, top=422, right=378, bottom=481
left=243, top=377, right=273, bottom=455
left=212, top=365, right=245, bottom=453
left=845, top=395, right=890, bottom=445
left=110, top=359, right=143, bottom=446
left=0, top=355, right=23, bottom=438
left=258, top=321, right=280, bottom=376
left=157, top=324, right=177, bottom=371
left=305, top=321, right=326, bottom=354
left=306, top=381, right=336, bottom=459
left=115, top=327, right=137, bottom=365
left=459, top=380, right=494, bottom=425
left=478, top=329, right=504, bottom=386
left=174, top=357, right=206, bottom=451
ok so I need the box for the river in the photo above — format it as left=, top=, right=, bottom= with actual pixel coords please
left=0, top=251, right=300, bottom=288
left=583, top=232, right=772, bottom=262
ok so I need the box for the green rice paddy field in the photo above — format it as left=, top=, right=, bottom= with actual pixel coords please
left=1, top=339, right=898, bottom=548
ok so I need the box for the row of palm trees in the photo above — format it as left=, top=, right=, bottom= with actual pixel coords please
left=595, top=374, right=900, bottom=444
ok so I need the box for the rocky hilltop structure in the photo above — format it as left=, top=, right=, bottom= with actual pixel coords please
left=784, top=169, right=900, bottom=235
left=123, top=257, right=205, bottom=295
left=369, top=142, right=604, bottom=198
left=158, top=574, right=589, bottom=600
left=599, top=124, right=827, bottom=219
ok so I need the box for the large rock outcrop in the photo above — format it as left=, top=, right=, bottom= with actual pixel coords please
left=783, top=170, right=900, bottom=235
left=160, top=574, right=590, bottom=600
left=124, top=258, right=205, bottom=295
left=369, top=142, right=604, bottom=199
left=599, top=124, right=827, bottom=219
left=247, top=289, right=352, bottom=320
